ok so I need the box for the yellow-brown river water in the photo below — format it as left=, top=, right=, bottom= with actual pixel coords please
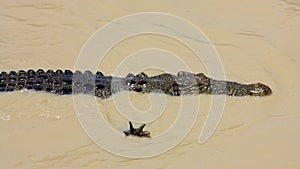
left=0, top=1, right=300, bottom=168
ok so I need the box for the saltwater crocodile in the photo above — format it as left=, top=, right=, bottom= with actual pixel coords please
left=0, top=69, right=272, bottom=97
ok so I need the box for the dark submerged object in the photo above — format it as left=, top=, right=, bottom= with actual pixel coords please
left=123, top=122, right=150, bottom=137
left=0, top=69, right=272, bottom=97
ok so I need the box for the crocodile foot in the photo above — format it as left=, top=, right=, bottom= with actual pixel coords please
left=123, top=122, right=150, bottom=138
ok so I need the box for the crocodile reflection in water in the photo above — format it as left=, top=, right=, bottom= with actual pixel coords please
left=0, top=69, right=272, bottom=98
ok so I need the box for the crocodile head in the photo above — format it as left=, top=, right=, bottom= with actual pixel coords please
left=248, top=83, right=272, bottom=96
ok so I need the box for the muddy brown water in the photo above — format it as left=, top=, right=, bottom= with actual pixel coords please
left=0, top=1, right=300, bottom=168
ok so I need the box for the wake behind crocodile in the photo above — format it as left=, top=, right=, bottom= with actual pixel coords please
left=0, top=69, right=272, bottom=98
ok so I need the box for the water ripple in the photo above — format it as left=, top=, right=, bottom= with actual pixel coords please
left=7, top=3, right=64, bottom=11
left=280, top=0, right=300, bottom=13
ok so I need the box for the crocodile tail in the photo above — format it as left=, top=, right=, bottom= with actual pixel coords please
left=0, top=69, right=74, bottom=94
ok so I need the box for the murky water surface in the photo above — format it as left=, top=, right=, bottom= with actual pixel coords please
left=1, top=1, right=300, bottom=168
